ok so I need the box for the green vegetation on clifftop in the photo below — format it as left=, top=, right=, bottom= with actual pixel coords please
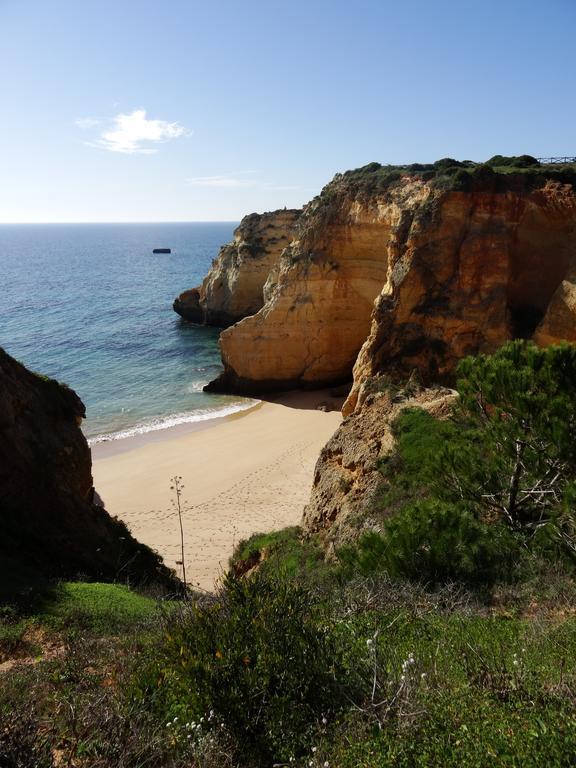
left=307, top=155, right=576, bottom=219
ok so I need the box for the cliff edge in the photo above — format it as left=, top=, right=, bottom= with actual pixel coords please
left=174, top=157, right=576, bottom=402
left=0, top=348, right=175, bottom=591
left=173, top=209, right=300, bottom=326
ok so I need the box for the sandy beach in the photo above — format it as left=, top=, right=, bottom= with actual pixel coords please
left=92, top=391, right=342, bottom=590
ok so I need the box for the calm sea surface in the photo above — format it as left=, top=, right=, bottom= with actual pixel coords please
left=0, top=222, right=255, bottom=441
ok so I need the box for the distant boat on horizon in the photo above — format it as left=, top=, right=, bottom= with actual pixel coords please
left=153, top=247, right=171, bottom=254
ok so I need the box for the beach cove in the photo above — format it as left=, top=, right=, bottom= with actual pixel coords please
left=92, top=390, right=342, bottom=590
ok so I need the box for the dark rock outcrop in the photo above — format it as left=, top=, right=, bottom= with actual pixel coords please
left=0, top=348, right=176, bottom=592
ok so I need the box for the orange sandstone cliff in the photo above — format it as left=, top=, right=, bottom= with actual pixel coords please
left=345, top=173, right=576, bottom=414
left=174, top=160, right=576, bottom=407
left=173, top=209, right=300, bottom=326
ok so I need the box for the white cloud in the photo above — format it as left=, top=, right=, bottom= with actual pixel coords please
left=77, top=109, right=189, bottom=154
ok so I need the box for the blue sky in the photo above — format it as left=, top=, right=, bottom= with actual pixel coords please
left=1, top=0, right=574, bottom=222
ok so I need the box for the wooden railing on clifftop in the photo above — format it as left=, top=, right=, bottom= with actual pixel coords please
left=537, top=157, right=576, bottom=164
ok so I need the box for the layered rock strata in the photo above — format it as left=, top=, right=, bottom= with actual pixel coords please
left=345, top=177, right=576, bottom=413
left=175, top=162, right=576, bottom=402
left=0, top=348, right=175, bottom=591
left=206, top=181, right=428, bottom=393
left=173, top=209, right=300, bottom=326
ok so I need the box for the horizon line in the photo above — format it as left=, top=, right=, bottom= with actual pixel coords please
left=0, top=219, right=243, bottom=225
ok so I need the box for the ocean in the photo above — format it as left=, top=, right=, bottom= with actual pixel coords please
left=0, top=222, right=255, bottom=442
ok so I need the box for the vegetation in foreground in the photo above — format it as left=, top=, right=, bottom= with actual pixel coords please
left=2, top=341, right=576, bottom=766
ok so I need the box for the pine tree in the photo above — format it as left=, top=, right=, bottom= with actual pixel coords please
left=438, top=341, right=576, bottom=536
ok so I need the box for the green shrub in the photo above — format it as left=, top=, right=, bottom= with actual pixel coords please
left=381, top=500, right=520, bottom=584
left=376, top=407, right=458, bottom=516
left=338, top=531, right=388, bottom=578
left=142, top=573, right=353, bottom=764
left=340, top=501, right=519, bottom=585
left=433, top=157, right=464, bottom=170
left=451, top=167, right=473, bottom=190
left=229, top=526, right=334, bottom=588
left=376, top=344, right=576, bottom=580
left=486, top=153, right=540, bottom=168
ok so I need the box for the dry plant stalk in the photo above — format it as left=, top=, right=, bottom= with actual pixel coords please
left=170, top=475, right=188, bottom=589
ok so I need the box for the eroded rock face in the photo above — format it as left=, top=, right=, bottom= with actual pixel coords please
left=0, top=349, right=175, bottom=590
left=173, top=209, right=300, bottom=326
left=344, top=180, right=576, bottom=413
left=175, top=164, right=576, bottom=401
left=302, top=383, right=456, bottom=549
left=206, top=180, right=430, bottom=393
left=534, top=280, right=576, bottom=345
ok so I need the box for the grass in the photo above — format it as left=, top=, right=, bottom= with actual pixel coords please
left=230, top=526, right=332, bottom=584
left=36, top=582, right=162, bottom=633
left=0, top=581, right=166, bottom=663
left=0, top=615, right=33, bottom=661
left=318, top=605, right=576, bottom=767
left=1, top=571, right=576, bottom=765
left=0, top=581, right=183, bottom=767
left=232, top=526, right=303, bottom=564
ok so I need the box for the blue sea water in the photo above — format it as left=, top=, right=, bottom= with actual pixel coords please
left=0, top=222, right=255, bottom=441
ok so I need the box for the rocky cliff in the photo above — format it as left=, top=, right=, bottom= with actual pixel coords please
left=206, top=180, right=424, bottom=393
left=302, top=380, right=456, bottom=549
left=174, top=209, right=300, bottom=326
left=0, top=348, right=175, bottom=592
left=344, top=170, right=576, bottom=414
left=174, top=159, right=576, bottom=401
